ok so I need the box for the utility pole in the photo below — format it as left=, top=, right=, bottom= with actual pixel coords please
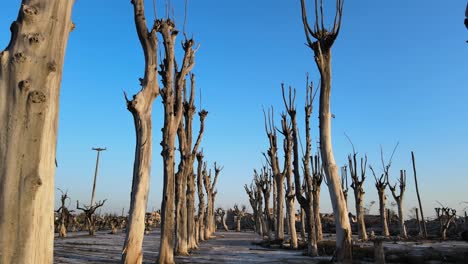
left=90, top=147, right=106, bottom=206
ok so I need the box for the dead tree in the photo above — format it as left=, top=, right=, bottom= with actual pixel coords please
left=435, top=207, right=457, bottom=240
left=257, top=167, right=273, bottom=240
left=311, top=154, right=324, bottom=241
left=196, top=152, right=206, bottom=242
left=233, top=204, right=246, bottom=232
left=389, top=170, right=407, bottom=239
left=110, top=218, right=119, bottom=235
left=175, top=75, right=207, bottom=255
left=203, top=162, right=222, bottom=239
left=121, top=1, right=159, bottom=262
left=349, top=153, right=368, bottom=241
left=411, top=151, right=427, bottom=238
left=263, top=108, right=286, bottom=241
left=0, top=1, right=74, bottom=262
left=279, top=112, right=298, bottom=249
left=245, top=181, right=262, bottom=234
left=186, top=109, right=208, bottom=250
left=283, top=83, right=317, bottom=255
left=300, top=0, right=351, bottom=261
left=76, top=200, right=106, bottom=236
left=370, top=165, right=390, bottom=238
left=157, top=16, right=197, bottom=264
left=216, top=208, right=229, bottom=231
left=56, top=189, right=73, bottom=238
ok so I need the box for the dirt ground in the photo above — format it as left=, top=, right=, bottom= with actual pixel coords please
left=54, top=230, right=468, bottom=263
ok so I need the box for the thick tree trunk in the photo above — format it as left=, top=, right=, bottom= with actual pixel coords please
left=318, top=55, right=352, bottom=261
left=286, top=192, right=297, bottom=248
left=236, top=218, right=241, bottom=232
left=396, top=201, right=406, bottom=239
left=175, top=162, right=189, bottom=255
left=121, top=0, right=158, bottom=262
left=159, top=137, right=177, bottom=264
left=300, top=209, right=306, bottom=241
left=0, top=1, right=74, bottom=263
left=186, top=173, right=197, bottom=249
left=313, top=187, right=323, bottom=241
left=204, top=191, right=213, bottom=239
left=272, top=176, right=278, bottom=234
left=196, top=154, right=205, bottom=242
left=275, top=177, right=285, bottom=240
left=355, top=191, right=368, bottom=241
left=377, top=189, right=390, bottom=238
left=222, top=212, right=228, bottom=231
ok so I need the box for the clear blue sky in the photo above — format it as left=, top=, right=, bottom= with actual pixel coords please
left=1, top=1, right=467, bottom=218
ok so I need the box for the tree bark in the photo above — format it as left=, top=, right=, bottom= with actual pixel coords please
left=121, top=1, right=159, bottom=263
left=377, top=188, right=390, bottom=237
left=318, top=69, right=352, bottom=261
left=196, top=153, right=205, bottom=242
left=0, top=1, right=74, bottom=263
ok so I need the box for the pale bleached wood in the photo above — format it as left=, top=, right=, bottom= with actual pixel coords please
left=0, top=1, right=74, bottom=263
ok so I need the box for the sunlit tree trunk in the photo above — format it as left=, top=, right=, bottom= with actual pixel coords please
left=389, top=170, right=407, bottom=239
left=121, top=1, right=159, bottom=262
left=196, top=153, right=205, bottom=242
left=300, top=0, right=351, bottom=261
left=0, top=1, right=74, bottom=263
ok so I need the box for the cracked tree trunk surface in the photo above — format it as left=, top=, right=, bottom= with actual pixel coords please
left=0, top=1, right=74, bottom=263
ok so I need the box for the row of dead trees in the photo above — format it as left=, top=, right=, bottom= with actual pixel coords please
left=241, top=1, right=440, bottom=262
left=121, top=1, right=224, bottom=264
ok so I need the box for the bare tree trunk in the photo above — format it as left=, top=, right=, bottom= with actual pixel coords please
left=312, top=188, right=322, bottom=241
left=377, top=188, right=390, bottom=238
left=275, top=177, right=285, bottom=240
left=196, top=153, right=205, bottom=242
left=0, top=1, right=74, bottom=263
left=186, top=174, right=198, bottom=249
left=300, top=1, right=351, bottom=261
left=415, top=208, right=422, bottom=236
left=222, top=210, right=228, bottom=231
left=300, top=209, right=306, bottom=241
left=121, top=1, right=159, bottom=263
left=272, top=175, right=278, bottom=235
left=411, top=152, right=427, bottom=238
left=389, top=170, right=407, bottom=239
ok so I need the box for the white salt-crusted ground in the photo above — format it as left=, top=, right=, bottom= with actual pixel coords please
left=54, top=230, right=316, bottom=264
left=54, top=230, right=468, bottom=263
